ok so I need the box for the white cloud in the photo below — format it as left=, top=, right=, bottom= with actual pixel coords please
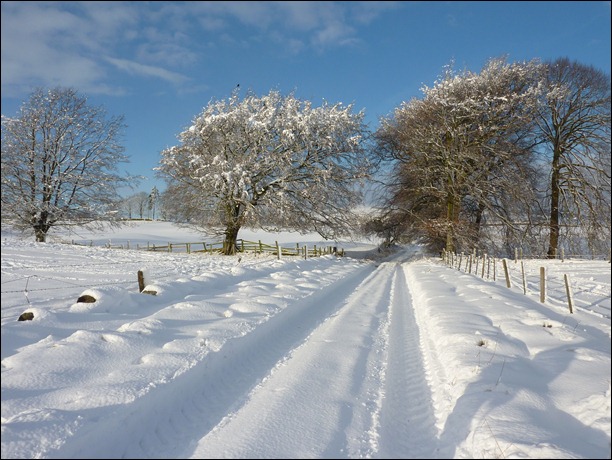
left=105, top=57, right=190, bottom=85
left=1, top=2, right=138, bottom=96
left=1, top=1, right=399, bottom=97
left=312, top=21, right=359, bottom=48
left=185, top=1, right=392, bottom=50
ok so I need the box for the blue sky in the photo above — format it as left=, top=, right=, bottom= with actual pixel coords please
left=1, top=1, right=610, bottom=196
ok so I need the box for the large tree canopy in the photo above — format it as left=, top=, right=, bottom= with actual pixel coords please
left=1, top=87, right=135, bottom=242
left=375, top=57, right=543, bottom=254
left=535, top=58, right=611, bottom=258
left=157, top=89, right=371, bottom=254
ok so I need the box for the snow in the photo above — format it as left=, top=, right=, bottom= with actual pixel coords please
left=1, top=221, right=610, bottom=459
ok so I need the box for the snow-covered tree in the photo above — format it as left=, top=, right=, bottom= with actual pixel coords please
left=1, top=87, right=135, bottom=242
left=148, top=186, right=159, bottom=220
left=534, top=58, right=611, bottom=258
left=375, top=57, right=543, bottom=254
left=157, top=89, right=370, bottom=254
left=120, top=192, right=150, bottom=220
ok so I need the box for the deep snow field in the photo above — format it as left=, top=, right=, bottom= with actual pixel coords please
left=2, top=221, right=610, bottom=459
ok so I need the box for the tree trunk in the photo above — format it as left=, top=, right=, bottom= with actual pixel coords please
left=547, top=150, right=561, bottom=259
left=222, top=202, right=246, bottom=255
left=34, top=229, right=47, bottom=243
left=474, top=201, right=486, bottom=244
left=445, top=191, right=460, bottom=253
left=32, top=211, right=49, bottom=243
left=445, top=223, right=454, bottom=254
left=223, top=225, right=240, bottom=255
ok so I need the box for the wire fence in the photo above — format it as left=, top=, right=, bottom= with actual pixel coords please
left=441, top=249, right=611, bottom=318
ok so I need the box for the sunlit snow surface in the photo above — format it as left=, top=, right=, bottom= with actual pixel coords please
left=2, top=222, right=610, bottom=459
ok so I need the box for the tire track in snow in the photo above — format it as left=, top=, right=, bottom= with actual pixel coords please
left=45, top=253, right=443, bottom=459
left=373, top=263, right=439, bottom=458
left=188, top=262, right=398, bottom=459
left=48, top=259, right=376, bottom=459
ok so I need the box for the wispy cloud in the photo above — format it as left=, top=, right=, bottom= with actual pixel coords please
left=1, top=1, right=401, bottom=98
left=170, top=1, right=403, bottom=52
left=1, top=2, right=138, bottom=96
left=105, top=57, right=189, bottom=85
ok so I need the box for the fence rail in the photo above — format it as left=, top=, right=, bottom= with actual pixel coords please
left=65, top=238, right=344, bottom=258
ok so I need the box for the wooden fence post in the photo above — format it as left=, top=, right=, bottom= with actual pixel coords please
left=276, top=241, right=280, bottom=260
left=493, top=257, right=496, bottom=281
left=564, top=274, right=574, bottom=314
left=540, top=267, right=546, bottom=303
left=521, top=261, right=527, bottom=294
left=502, top=259, right=511, bottom=288
left=137, top=270, right=145, bottom=293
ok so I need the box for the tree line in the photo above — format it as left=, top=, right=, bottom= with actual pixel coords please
left=2, top=56, right=610, bottom=257
left=371, top=57, right=610, bottom=258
